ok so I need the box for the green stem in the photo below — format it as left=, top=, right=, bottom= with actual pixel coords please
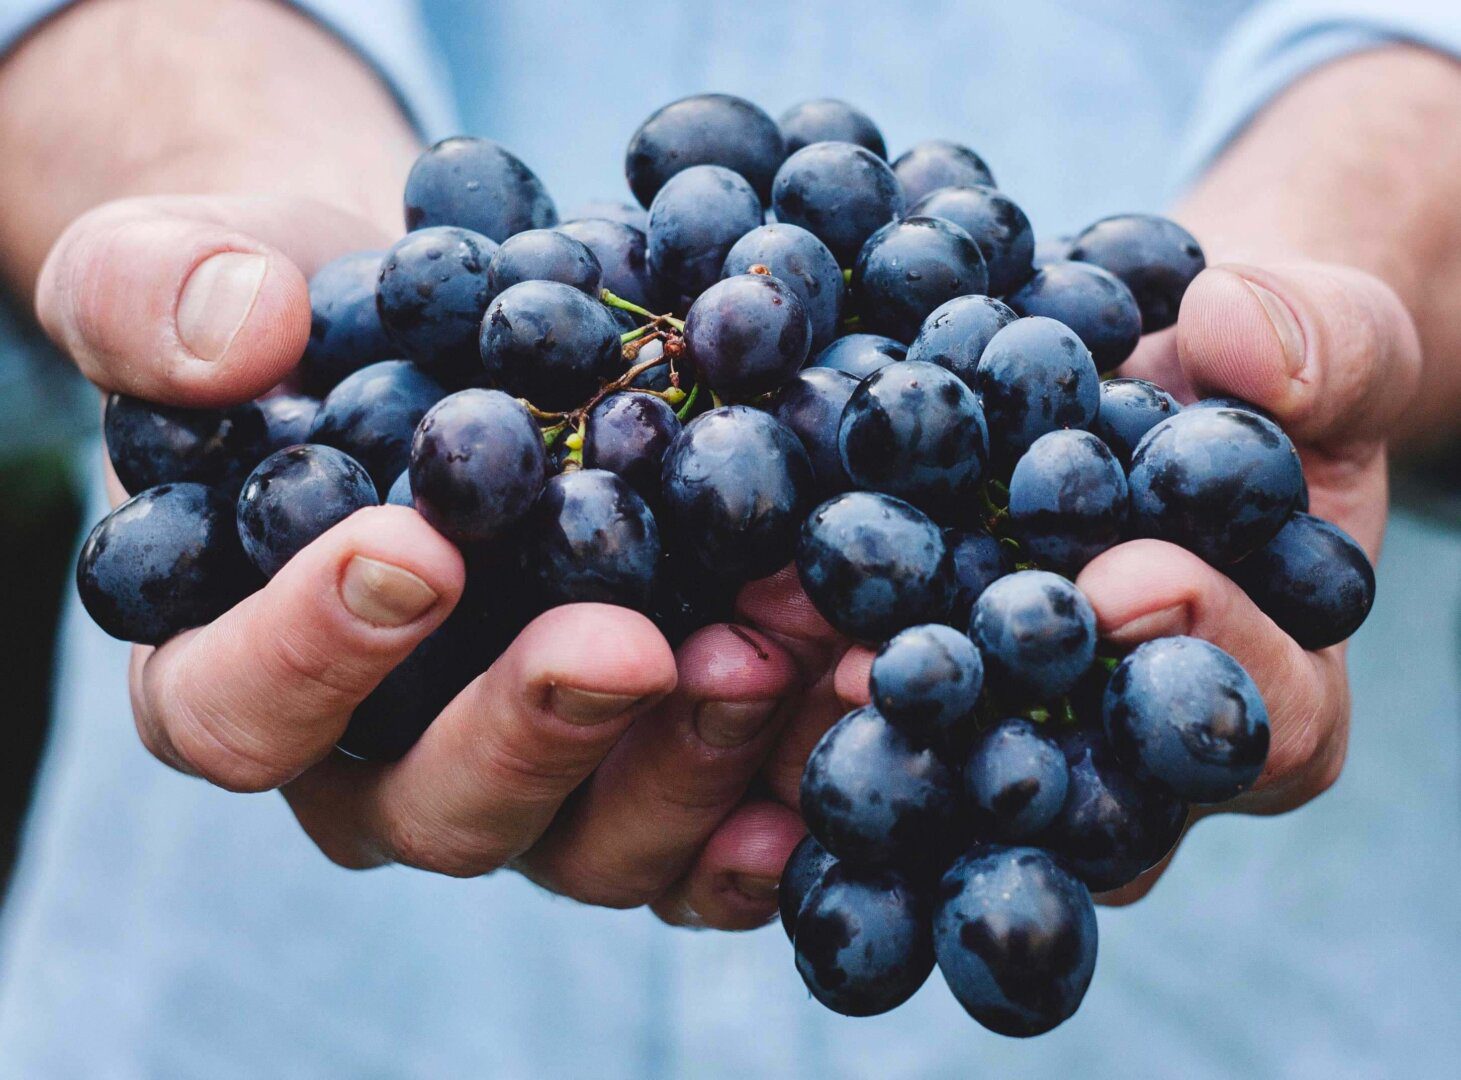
left=675, top=382, right=701, bottom=421
left=600, top=288, right=685, bottom=331
left=541, top=422, right=567, bottom=446
left=620, top=323, right=657, bottom=345
left=841, top=268, right=853, bottom=284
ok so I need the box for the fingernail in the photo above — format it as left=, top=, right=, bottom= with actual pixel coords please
left=1108, top=603, right=1189, bottom=644
left=693, top=699, right=779, bottom=748
left=550, top=686, right=643, bottom=725
left=729, top=873, right=780, bottom=902
left=177, top=252, right=267, bottom=361
left=1243, top=280, right=1306, bottom=376
left=341, top=556, right=438, bottom=627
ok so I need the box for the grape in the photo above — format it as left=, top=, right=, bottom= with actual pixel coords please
left=838, top=360, right=988, bottom=512
left=779, top=99, right=886, bottom=158
left=970, top=571, right=1096, bottom=702
left=409, top=389, right=547, bottom=546
left=891, top=140, right=995, bottom=204
left=778, top=833, right=838, bottom=941
left=384, top=469, right=412, bottom=507
left=963, top=720, right=1069, bottom=840
left=484, top=228, right=602, bottom=303
left=566, top=200, right=647, bottom=232
left=683, top=273, right=811, bottom=399
left=624, top=336, right=673, bottom=391
left=794, top=864, right=933, bottom=1017
left=556, top=217, right=657, bottom=309
left=905, top=294, right=1016, bottom=390
left=257, top=393, right=320, bottom=452
left=338, top=618, right=473, bottom=762
left=1068, top=213, right=1204, bottom=331
left=76, top=483, right=256, bottom=645
left=1127, top=407, right=1303, bottom=564
left=404, top=136, right=557, bottom=241
left=934, top=845, right=1096, bottom=1037
left=1041, top=726, right=1188, bottom=892
left=801, top=705, right=956, bottom=868
left=307, top=360, right=445, bottom=496
left=103, top=393, right=269, bottom=497
left=659, top=405, right=814, bottom=581
left=625, top=93, right=785, bottom=207
left=869, top=623, right=983, bottom=748
left=908, top=185, right=1035, bottom=296
left=376, top=226, right=496, bottom=381
left=1228, top=512, right=1376, bottom=650
left=582, top=391, right=680, bottom=503
left=975, top=316, right=1100, bottom=466
left=236, top=445, right=378, bottom=578
left=722, top=223, right=844, bottom=350
left=1187, top=394, right=1274, bottom=420
left=796, top=491, right=954, bottom=642
left=1090, top=378, right=1180, bottom=468
left=646, top=549, right=739, bottom=647
left=945, top=526, right=1012, bottom=629
left=1032, top=235, right=1073, bottom=269
left=646, top=164, right=763, bottom=306
left=771, top=141, right=905, bottom=264
left=298, top=250, right=395, bottom=394
left=808, top=333, right=906, bottom=378
left=1008, top=260, right=1142, bottom=372
left=478, top=280, right=622, bottom=411
left=852, top=217, right=988, bottom=342
left=767, top=367, right=859, bottom=497
left=521, top=470, right=661, bottom=613
left=1008, top=429, right=1129, bottom=575
left=1104, top=636, right=1270, bottom=803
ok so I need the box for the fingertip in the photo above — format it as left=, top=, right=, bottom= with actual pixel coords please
left=1076, top=540, right=1204, bottom=643
left=736, top=565, right=838, bottom=642
left=1178, top=265, right=1301, bottom=410
left=512, top=603, right=678, bottom=706
left=674, top=624, right=799, bottom=703
left=833, top=646, right=875, bottom=707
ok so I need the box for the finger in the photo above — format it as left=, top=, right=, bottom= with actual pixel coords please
left=736, top=564, right=843, bottom=674
left=1078, top=540, right=1348, bottom=814
left=35, top=194, right=387, bottom=406
left=284, top=604, right=677, bottom=878
left=833, top=645, right=875, bottom=708
left=651, top=801, right=807, bottom=930
left=134, top=506, right=463, bottom=792
left=517, top=625, right=799, bottom=907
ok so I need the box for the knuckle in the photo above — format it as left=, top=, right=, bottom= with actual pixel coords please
left=384, top=815, right=507, bottom=879
left=526, top=849, right=656, bottom=910
left=266, top=624, right=377, bottom=703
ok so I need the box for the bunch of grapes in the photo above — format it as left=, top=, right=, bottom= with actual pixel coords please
left=76, top=94, right=1377, bottom=1036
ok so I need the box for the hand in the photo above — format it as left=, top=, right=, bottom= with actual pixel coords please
left=41, top=194, right=815, bottom=930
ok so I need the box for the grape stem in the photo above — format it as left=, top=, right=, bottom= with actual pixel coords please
left=518, top=348, right=688, bottom=428
left=601, top=288, right=685, bottom=332
left=674, top=382, right=701, bottom=421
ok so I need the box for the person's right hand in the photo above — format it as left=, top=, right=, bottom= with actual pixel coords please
left=41, top=193, right=816, bottom=930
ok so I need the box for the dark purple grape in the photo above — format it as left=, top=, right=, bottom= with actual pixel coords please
left=583, top=391, right=680, bottom=503
left=307, top=360, right=445, bottom=496
left=772, top=142, right=905, bottom=264
left=892, top=140, right=995, bottom=205
left=1008, top=260, right=1142, bottom=372
left=779, top=833, right=838, bottom=940
left=964, top=720, right=1070, bottom=841
left=104, top=393, right=270, bottom=498
left=779, top=99, right=886, bottom=158
left=484, top=228, right=602, bottom=303
left=945, top=526, right=1012, bottom=629
left=905, top=294, right=1016, bottom=390
left=567, top=200, right=648, bottom=231
left=1008, top=429, right=1129, bottom=576
left=767, top=367, right=859, bottom=497
left=479, top=280, right=622, bottom=411
left=376, top=226, right=496, bottom=381
left=298, top=250, right=395, bottom=394
left=556, top=218, right=657, bottom=309
left=975, top=316, right=1100, bottom=467
left=646, top=165, right=763, bottom=306
left=257, top=393, right=320, bottom=452
left=76, top=483, right=256, bottom=645
left=385, top=470, right=412, bottom=507
left=625, top=336, right=673, bottom=391
left=1068, top=213, right=1204, bottom=332
left=722, top=223, right=844, bottom=350
left=684, top=273, right=811, bottom=400
left=808, top=333, right=906, bottom=378
left=908, top=185, right=1035, bottom=296
left=236, top=445, right=378, bottom=578
left=404, top=136, right=557, bottom=241
left=870, top=623, right=983, bottom=748
left=1091, top=378, right=1180, bottom=468
left=625, top=93, right=785, bottom=207
left=646, top=548, right=739, bottom=647
left=970, top=571, right=1096, bottom=703
left=1187, top=394, right=1275, bottom=420
left=852, top=217, right=988, bottom=342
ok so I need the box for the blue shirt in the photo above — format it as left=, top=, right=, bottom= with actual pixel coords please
left=0, top=2, right=1459, bottom=1076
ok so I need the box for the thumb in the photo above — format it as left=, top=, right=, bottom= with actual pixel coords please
left=35, top=194, right=390, bottom=407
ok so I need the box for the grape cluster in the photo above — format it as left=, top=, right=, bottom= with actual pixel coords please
left=75, top=93, right=1377, bottom=1036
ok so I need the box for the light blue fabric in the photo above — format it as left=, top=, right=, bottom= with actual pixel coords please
left=1, top=2, right=1459, bottom=1076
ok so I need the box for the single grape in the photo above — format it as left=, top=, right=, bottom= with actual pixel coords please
left=945, top=526, right=1012, bottom=630
left=385, top=469, right=412, bottom=507
left=646, top=548, right=740, bottom=647
left=659, top=406, right=814, bottom=581
left=298, top=250, right=396, bottom=394
left=583, top=391, right=680, bottom=504
left=797, top=491, right=954, bottom=642
left=808, top=333, right=906, bottom=378
left=404, top=136, right=557, bottom=241
left=779, top=98, right=885, bottom=158
left=376, top=226, right=496, bottom=381
left=567, top=200, right=647, bottom=231
left=483, top=228, right=602, bottom=303
left=963, top=719, right=1070, bottom=840
left=905, top=294, right=1016, bottom=390
left=1008, top=429, right=1129, bottom=576
left=722, top=223, right=844, bottom=350
left=870, top=623, right=983, bottom=748
left=1127, top=407, right=1303, bottom=564
left=1008, top=260, right=1142, bottom=372
left=338, top=618, right=473, bottom=762
left=801, top=705, right=957, bottom=868
left=624, top=336, right=673, bottom=391
left=772, top=142, right=905, bottom=264
left=625, top=93, right=785, bottom=207
left=767, top=367, right=859, bottom=498
left=908, top=185, right=1035, bottom=296
left=1228, top=512, right=1376, bottom=650
left=975, top=316, right=1100, bottom=467
left=1068, top=213, right=1204, bottom=332
left=1186, top=394, right=1275, bottom=420
left=794, top=865, right=933, bottom=1017
left=76, top=483, right=256, bottom=645
left=1091, top=378, right=1180, bottom=468
left=236, top=445, right=378, bottom=578
left=934, top=845, right=1097, bottom=1037
left=838, top=360, right=988, bottom=512
left=779, top=832, right=838, bottom=941
left=479, top=280, right=622, bottom=411
left=852, top=217, right=988, bottom=342
left=555, top=217, right=657, bottom=309
left=1032, top=235, right=1073, bottom=269
left=969, top=571, right=1096, bottom=702
left=103, top=393, right=270, bottom=497
left=646, top=164, right=763, bottom=306
left=257, top=394, right=320, bottom=452
left=683, top=273, right=811, bottom=400
left=891, top=140, right=995, bottom=204
left=409, top=389, right=547, bottom=546
left=307, top=360, right=445, bottom=496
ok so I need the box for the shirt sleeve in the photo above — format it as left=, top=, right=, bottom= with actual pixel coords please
left=1176, top=0, right=1461, bottom=186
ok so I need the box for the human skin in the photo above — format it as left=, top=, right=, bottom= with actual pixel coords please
left=1, top=1, right=1457, bottom=921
